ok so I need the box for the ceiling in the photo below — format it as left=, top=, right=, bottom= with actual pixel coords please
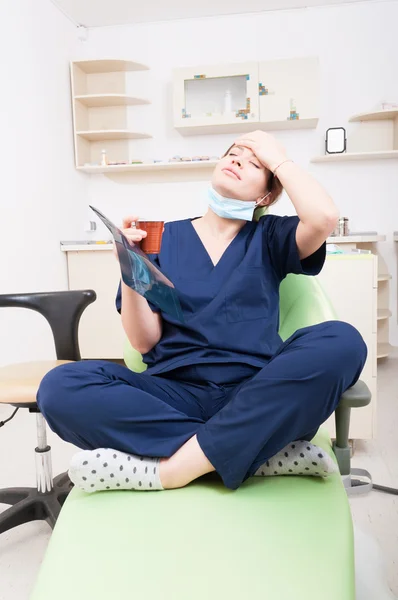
left=51, top=0, right=382, bottom=28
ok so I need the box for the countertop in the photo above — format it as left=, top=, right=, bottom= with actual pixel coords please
left=60, top=241, right=114, bottom=252
left=60, top=233, right=386, bottom=252
left=327, top=233, right=386, bottom=243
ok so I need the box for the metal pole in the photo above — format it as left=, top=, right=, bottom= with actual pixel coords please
left=35, top=413, right=53, bottom=493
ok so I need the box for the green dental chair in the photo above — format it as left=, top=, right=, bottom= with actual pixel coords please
left=26, top=273, right=370, bottom=600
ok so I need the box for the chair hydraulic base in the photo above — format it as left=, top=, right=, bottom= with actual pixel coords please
left=333, top=440, right=373, bottom=497
left=0, top=413, right=73, bottom=534
left=342, top=468, right=373, bottom=496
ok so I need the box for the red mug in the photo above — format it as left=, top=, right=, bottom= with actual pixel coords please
left=136, top=221, right=165, bottom=254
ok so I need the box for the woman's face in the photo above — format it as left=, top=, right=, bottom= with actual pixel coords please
left=211, top=145, right=270, bottom=202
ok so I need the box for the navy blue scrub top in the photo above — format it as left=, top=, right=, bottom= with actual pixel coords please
left=115, top=215, right=326, bottom=376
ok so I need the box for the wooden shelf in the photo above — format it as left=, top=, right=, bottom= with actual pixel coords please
left=350, top=109, right=398, bottom=122
left=377, top=309, right=392, bottom=321
left=377, top=342, right=393, bottom=359
left=74, top=94, right=150, bottom=108
left=255, top=118, right=318, bottom=131
left=378, top=273, right=392, bottom=282
left=177, top=118, right=318, bottom=136
left=73, top=60, right=149, bottom=74
left=76, top=130, right=152, bottom=141
left=311, top=150, right=398, bottom=163
left=78, top=160, right=219, bottom=174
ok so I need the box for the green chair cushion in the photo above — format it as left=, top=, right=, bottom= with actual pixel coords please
left=31, top=428, right=354, bottom=600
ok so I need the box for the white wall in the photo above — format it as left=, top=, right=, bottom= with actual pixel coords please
left=0, top=0, right=88, bottom=365
left=2, top=1, right=398, bottom=364
left=82, top=1, right=398, bottom=342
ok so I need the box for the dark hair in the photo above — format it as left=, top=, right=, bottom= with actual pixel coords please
left=223, top=144, right=283, bottom=209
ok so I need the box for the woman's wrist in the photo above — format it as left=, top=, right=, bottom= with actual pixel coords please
left=272, top=158, right=294, bottom=177
left=266, top=155, right=291, bottom=174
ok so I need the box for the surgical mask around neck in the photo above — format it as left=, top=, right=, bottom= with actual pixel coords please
left=208, top=187, right=270, bottom=221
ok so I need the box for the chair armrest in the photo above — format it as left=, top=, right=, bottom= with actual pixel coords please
left=0, top=290, right=96, bottom=361
left=338, top=380, right=372, bottom=409
left=333, top=379, right=372, bottom=475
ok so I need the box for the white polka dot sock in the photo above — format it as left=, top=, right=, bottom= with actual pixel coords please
left=68, top=448, right=164, bottom=493
left=254, top=440, right=338, bottom=478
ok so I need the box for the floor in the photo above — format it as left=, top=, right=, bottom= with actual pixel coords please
left=350, top=349, right=398, bottom=599
left=0, top=354, right=397, bottom=600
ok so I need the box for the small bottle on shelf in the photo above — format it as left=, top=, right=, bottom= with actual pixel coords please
left=223, top=89, right=234, bottom=119
left=101, top=149, right=108, bottom=166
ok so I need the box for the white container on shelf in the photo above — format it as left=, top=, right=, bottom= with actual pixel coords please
left=224, top=89, right=232, bottom=113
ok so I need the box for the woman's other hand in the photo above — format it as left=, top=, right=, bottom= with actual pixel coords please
left=113, top=215, right=147, bottom=260
left=234, top=131, right=289, bottom=174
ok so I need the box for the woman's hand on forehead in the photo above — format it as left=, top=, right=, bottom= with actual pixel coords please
left=234, top=131, right=289, bottom=174
left=231, top=145, right=256, bottom=159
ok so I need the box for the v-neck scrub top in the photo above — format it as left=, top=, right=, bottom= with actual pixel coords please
left=116, top=215, right=326, bottom=376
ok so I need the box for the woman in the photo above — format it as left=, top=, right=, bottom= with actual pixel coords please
left=37, top=131, right=367, bottom=492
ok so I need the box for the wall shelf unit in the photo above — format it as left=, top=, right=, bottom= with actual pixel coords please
left=312, top=107, right=398, bottom=162
left=174, top=57, right=319, bottom=136
left=71, top=59, right=151, bottom=168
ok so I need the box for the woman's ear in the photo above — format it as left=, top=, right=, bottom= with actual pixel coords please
left=255, top=190, right=272, bottom=207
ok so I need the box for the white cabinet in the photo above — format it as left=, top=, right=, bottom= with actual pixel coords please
left=317, top=254, right=377, bottom=440
left=326, top=234, right=391, bottom=359
left=66, top=249, right=125, bottom=359
left=174, top=58, right=319, bottom=135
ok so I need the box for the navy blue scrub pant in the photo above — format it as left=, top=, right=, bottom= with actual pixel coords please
left=37, top=321, right=367, bottom=490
